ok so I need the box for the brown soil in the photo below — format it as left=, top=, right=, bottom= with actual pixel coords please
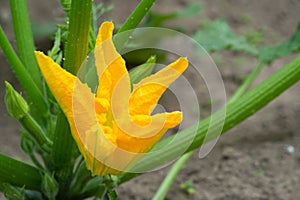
left=1, top=0, right=300, bottom=200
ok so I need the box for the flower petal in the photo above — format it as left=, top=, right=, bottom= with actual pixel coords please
left=35, top=51, right=106, bottom=175
left=150, top=111, right=182, bottom=129
left=113, top=111, right=182, bottom=153
left=35, top=51, right=76, bottom=116
left=129, top=57, right=188, bottom=116
left=94, top=22, right=131, bottom=112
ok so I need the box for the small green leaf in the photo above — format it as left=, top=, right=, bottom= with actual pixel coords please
left=78, top=177, right=104, bottom=199
left=193, top=19, right=258, bottom=55
left=258, top=22, right=300, bottom=63
left=48, top=28, right=62, bottom=61
left=60, top=0, right=71, bottom=13
left=180, top=180, right=195, bottom=195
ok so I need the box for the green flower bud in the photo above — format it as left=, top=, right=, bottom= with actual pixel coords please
left=5, top=81, right=52, bottom=153
left=4, top=81, right=29, bottom=119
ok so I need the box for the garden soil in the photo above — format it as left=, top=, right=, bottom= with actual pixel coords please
left=1, top=0, right=299, bottom=199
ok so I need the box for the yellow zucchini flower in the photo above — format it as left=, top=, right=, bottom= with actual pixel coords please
left=35, top=22, right=188, bottom=176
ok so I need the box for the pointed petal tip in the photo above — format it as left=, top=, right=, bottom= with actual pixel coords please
left=34, top=50, right=44, bottom=57
left=99, top=21, right=114, bottom=33
left=35, top=51, right=50, bottom=62
left=152, top=111, right=183, bottom=129
left=101, top=21, right=114, bottom=28
left=96, top=21, right=115, bottom=47
left=173, top=57, right=189, bottom=73
left=164, top=111, right=183, bottom=128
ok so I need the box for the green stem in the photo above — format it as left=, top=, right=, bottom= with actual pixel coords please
left=51, top=112, right=75, bottom=197
left=116, top=0, right=155, bottom=50
left=228, top=61, right=264, bottom=103
left=51, top=0, right=92, bottom=197
left=152, top=151, right=193, bottom=200
left=20, top=114, right=52, bottom=153
left=118, top=0, right=155, bottom=33
left=45, top=0, right=92, bottom=195
left=0, top=27, right=48, bottom=118
left=119, top=55, right=300, bottom=183
left=153, top=61, right=265, bottom=198
left=0, top=154, right=42, bottom=190
left=64, top=0, right=92, bottom=74
left=10, top=0, right=43, bottom=91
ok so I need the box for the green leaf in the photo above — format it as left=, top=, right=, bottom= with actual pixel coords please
left=76, top=177, right=104, bottom=199
left=0, top=154, right=42, bottom=190
left=47, top=28, right=62, bottom=62
left=258, top=22, right=300, bottom=63
left=193, top=19, right=258, bottom=55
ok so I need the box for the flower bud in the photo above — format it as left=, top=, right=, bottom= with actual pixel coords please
left=4, top=81, right=29, bottom=119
